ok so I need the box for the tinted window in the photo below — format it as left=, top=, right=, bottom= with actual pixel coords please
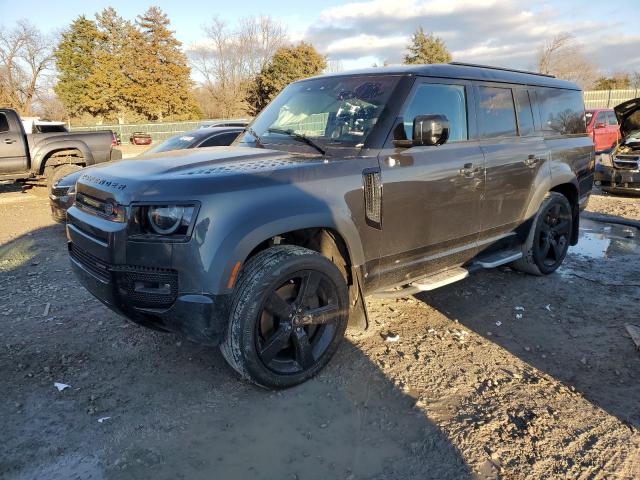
left=514, top=89, right=535, bottom=136
left=145, top=134, right=197, bottom=154
left=0, top=113, right=9, bottom=133
left=606, top=111, right=618, bottom=126
left=199, top=131, right=239, bottom=147
left=595, top=112, right=606, bottom=126
left=478, top=86, right=517, bottom=138
left=403, top=83, right=467, bottom=141
left=537, top=88, right=586, bottom=134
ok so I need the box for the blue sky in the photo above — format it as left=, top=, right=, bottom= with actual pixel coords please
left=2, top=0, right=639, bottom=73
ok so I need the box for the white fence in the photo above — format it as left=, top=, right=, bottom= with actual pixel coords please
left=583, top=89, right=639, bottom=109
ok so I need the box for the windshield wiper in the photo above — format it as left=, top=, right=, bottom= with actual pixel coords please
left=267, top=128, right=326, bottom=155
left=245, top=126, right=265, bottom=148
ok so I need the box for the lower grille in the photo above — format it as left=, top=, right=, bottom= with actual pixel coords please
left=613, top=155, right=640, bottom=170
left=69, top=244, right=110, bottom=282
left=69, top=244, right=178, bottom=308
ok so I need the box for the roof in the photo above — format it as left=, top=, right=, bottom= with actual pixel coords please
left=307, top=63, right=580, bottom=90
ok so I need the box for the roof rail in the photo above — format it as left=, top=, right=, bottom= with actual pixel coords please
left=449, top=62, right=556, bottom=78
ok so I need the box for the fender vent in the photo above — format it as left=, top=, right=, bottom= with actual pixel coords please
left=363, top=168, right=382, bottom=229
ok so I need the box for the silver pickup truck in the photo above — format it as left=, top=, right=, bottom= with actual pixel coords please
left=0, top=108, right=120, bottom=188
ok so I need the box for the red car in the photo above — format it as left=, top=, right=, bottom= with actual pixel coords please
left=585, top=108, right=620, bottom=152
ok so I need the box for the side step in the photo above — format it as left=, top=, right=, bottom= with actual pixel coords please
left=471, top=249, right=522, bottom=269
left=410, top=266, right=469, bottom=291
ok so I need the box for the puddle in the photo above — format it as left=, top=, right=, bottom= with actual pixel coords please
left=569, top=218, right=640, bottom=259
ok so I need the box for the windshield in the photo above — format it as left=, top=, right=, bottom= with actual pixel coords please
left=146, top=133, right=197, bottom=154
left=243, top=75, right=401, bottom=151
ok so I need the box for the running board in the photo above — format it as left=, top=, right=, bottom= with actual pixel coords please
left=410, top=266, right=469, bottom=291
left=471, top=249, right=522, bottom=269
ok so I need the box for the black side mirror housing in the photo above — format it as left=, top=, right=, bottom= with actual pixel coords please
left=413, top=114, right=450, bottom=146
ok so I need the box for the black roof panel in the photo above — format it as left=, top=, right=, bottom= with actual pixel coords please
left=306, top=63, right=580, bottom=90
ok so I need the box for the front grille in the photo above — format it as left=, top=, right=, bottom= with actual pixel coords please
left=69, top=244, right=110, bottom=282
left=613, top=155, right=640, bottom=170
left=51, top=185, right=71, bottom=197
left=76, top=192, right=109, bottom=215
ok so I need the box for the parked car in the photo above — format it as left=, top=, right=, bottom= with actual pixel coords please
left=585, top=108, right=621, bottom=152
left=197, top=120, right=249, bottom=129
left=130, top=132, right=152, bottom=145
left=0, top=108, right=120, bottom=188
left=66, top=63, right=593, bottom=388
left=594, top=97, right=640, bottom=195
left=50, top=126, right=243, bottom=221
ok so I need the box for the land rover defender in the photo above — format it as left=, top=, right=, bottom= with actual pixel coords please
left=66, top=63, right=594, bottom=388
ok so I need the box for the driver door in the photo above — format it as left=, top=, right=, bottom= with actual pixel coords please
left=372, top=79, right=485, bottom=289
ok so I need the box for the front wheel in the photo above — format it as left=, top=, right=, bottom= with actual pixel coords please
left=512, top=192, right=573, bottom=275
left=220, top=246, right=349, bottom=389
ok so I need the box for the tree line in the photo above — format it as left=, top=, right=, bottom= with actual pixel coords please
left=1, top=9, right=638, bottom=124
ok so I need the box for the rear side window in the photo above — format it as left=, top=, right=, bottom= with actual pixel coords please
left=514, top=89, right=535, bottom=136
left=606, top=111, right=618, bottom=126
left=0, top=113, right=9, bottom=133
left=477, top=86, right=517, bottom=138
left=537, top=88, right=586, bottom=134
left=403, top=83, right=468, bottom=142
left=199, top=132, right=239, bottom=147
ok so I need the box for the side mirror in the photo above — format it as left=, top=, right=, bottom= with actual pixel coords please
left=413, top=114, right=449, bottom=146
left=594, top=122, right=606, bottom=129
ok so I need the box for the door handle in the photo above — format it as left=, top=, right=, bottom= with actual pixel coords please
left=3, top=139, right=15, bottom=144
left=459, top=163, right=479, bottom=178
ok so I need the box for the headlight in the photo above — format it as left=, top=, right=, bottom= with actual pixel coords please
left=133, top=204, right=197, bottom=239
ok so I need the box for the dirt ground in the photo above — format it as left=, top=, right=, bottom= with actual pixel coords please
left=1, top=186, right=639, bottom=480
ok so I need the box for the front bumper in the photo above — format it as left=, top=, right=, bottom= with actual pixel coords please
left=66, top=206, right=230, bottom=345
left=595, top=163, right=640, bottom=194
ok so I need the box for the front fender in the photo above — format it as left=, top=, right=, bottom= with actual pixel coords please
left=198, top=190, right=365, bottom=295
left=32, top=140, right=94, bottom=173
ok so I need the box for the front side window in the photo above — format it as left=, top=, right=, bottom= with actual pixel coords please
left=478, top=86, right=517, bottom=138
left=595, top=112, right=606, bottom=126
left=402, top=83, right=468, bottom=142
left=537, top=88, right=586, bottom=134
left=514, top=89, right=535, bottom=136
left=246, top=75, right=401, bottom=150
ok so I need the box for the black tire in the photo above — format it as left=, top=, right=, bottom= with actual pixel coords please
left=220, top=245, right=349, bottom=389
left=47, top=164, right=82, bottom=192
left=512, top=192, right=573, bottom=275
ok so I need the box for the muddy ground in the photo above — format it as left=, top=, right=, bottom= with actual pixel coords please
left=1, top=185, right=639, bottom=480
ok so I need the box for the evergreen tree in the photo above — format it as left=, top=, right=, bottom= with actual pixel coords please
left=403, top=27, right=452, bottom=65
left=53, top=16, right=100, bottom=117
left=132, top=7, right=199, bottom=121
left=250, top=42, right=326, bottom=113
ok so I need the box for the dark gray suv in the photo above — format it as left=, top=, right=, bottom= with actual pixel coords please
left=66, top=63, right=594, bottom=388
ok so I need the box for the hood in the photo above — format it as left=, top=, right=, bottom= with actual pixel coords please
left=614, top=97, right=640, bottom=138
left=75, top=146, right=323, bottom=204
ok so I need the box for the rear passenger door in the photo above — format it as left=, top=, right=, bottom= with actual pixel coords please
left=477, top=85, right=549, bottom=241
left=0, top=110, right=28, bottom=174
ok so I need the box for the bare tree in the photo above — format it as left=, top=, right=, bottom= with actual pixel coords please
left=188, top=15, right=287, bottom=118
left=536, top=33, right=598, bottom=89
left=0, top=21, right=54, bottom=114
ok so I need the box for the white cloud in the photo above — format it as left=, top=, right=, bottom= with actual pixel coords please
left=303, top=0, right=640, bottom=74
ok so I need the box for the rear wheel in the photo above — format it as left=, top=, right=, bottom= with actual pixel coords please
left=512, top=192, right=573, bottom=275
left=47, top=164, right=82, bottom=192
left=220, top=246, right=349, bottom=389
